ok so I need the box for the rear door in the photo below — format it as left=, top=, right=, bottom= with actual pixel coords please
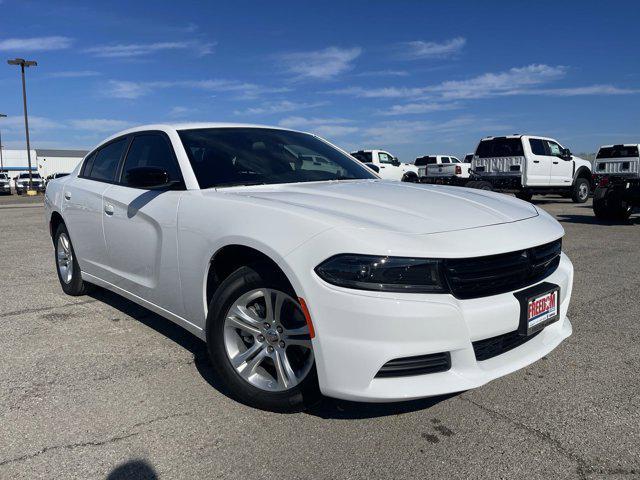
left=101, top=131, right=185, bottom=314
left=547, top=140, right=573, bottom=186
left=62, top=137, right=128, bottom=278
left=526, top=138, right=552, bottom=186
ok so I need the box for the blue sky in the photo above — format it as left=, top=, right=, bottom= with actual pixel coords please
left=0, top=0, right=639, bottom=160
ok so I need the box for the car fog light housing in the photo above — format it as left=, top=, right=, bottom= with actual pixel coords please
left=315, top=254, right=447, bottom=293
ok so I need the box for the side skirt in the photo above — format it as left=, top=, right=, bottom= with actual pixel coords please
left=82, top=272, right=206, bottom=341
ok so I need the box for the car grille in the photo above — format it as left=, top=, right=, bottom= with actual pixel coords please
left=443, top=239, right=562, bottom=299
left=375, top=352, right=451, bottom=378
left=473, top=330, right=541, bottom=361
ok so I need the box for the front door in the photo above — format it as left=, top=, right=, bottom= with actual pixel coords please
left=547, top=140, right=574, bottom=186
left=377, top=151, right=403, bottom=180
left=101, top=132, right=185, bottom=314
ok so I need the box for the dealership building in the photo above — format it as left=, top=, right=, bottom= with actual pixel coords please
left=0, top=148, right=88, bottom=181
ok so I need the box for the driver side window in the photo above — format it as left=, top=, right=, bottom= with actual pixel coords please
left=121, top=133, right=181, bottom=187
left=545, top=141, right=562, bottom=157
left=378, top=152, right=394, bottom=164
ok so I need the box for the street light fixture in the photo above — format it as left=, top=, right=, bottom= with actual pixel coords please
left=0, top=113, right=6, bottom=173
left=7, top=58, right=37, bottom=194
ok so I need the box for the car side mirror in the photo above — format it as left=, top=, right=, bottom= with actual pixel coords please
left=392, top=157, right=401, bottom=167
left=561, top=148, right=572, bottom=160
left=126, top=166, right=171, bottom=189
left=365, top=163, right=380, bottom=173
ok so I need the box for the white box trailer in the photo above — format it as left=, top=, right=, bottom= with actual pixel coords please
left=36, top=149, right=88, bottom=179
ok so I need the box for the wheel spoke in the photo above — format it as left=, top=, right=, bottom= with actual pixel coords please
left=226, top=304, right=263, bottom=335
left=284, top=324, right=309, bottom=337
left=274, top=349, right=296, bottom=389
left=237, top=347, right=267, bottom=380
left=230, top=342, right=264, bottom=369
left=285, top=337, right=312, bottom=349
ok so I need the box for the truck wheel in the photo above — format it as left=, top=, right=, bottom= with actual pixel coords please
left=473, top=181, right=493, bottom=191
left=593, top=186, right=632, bottom=221
left=515, top=191, right=533, bottom=202
left=571, top=178, right=590, bottom=203
left=402, top=172, right=418, bottom=183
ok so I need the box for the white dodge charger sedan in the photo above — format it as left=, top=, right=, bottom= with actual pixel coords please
left=44, top=123, right=573, bottom=411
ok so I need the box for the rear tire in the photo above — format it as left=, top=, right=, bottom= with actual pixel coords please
left=515, top=190, right=533, bottom=202
left=593, top=186, right=632, bottom=221
left=473, top=181, right=493, bottom=191
left=54, top=223, right=93, bottom=296
left=571, top=178, right=590, bottom=203
left=402, top=171, right=418, bottom=183
left=206, top=264, right=320, bottom=412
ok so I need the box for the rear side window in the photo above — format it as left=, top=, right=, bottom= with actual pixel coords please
left=351, top=151, right=372, bottom=163
left=597, top=145, right=639, bottom=158
left=441, top=157, right=450, bottom=164
left=86, top=138, right=128, bottom=182
left=476, top=138, right=524, bottom=158
left=529, top=138, right=546, bottom=156
left=121, top=134, right=181, bottom=186
left=415, top=156, right=437, bottom=166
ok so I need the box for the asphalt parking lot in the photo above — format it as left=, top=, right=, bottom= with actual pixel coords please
left=1, top=195, right=638, bottom=480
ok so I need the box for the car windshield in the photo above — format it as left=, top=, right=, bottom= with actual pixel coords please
left=179, top=128, right=376, bottom=189
left=596, top=145, right=639, bottom=159
left=476, top=138, right=524, bottom=158
left=19, top=173, right=40, bottom=179
left=350, top=151, right=373, bottom=163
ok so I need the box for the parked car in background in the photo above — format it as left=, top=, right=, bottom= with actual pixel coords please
left=592, top=143, right=639, bottom=220
left=351, top=149, right=419, bottom=181
left=469, top=135, right=592, bottom=203
left=0, top=173, right=11, bottom=195
left=45, top=123, right=573, bottom=411
left=44, top=172, right=70, bottom=190
left=417, top=155, right=471, bottom=185
left=14, top=172, right=45, bottom=194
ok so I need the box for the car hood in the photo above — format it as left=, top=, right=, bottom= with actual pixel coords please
left=218, top=180, right=538, bottom=235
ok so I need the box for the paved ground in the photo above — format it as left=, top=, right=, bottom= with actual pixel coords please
left=1, top=195, right=638, bottom=480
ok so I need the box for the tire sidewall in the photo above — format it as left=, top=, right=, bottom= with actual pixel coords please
left=572, top=178, right=590, bottom=203
left=206, top=264, right=320, bottom=412
left=54, top=223, right=87, bottom=296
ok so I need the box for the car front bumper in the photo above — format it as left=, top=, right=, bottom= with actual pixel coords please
left=299, top=252, right=573, bottom=402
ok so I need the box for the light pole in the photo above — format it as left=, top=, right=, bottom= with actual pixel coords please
left=7, top=58, right=37, bottom=193
left=0, top=113, right=6, bottom=173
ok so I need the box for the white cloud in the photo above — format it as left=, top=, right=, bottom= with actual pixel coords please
left=510, top=84, right=640, bottom=96
left=235, top=100, right=326, bottom=115
left=104, top=78, right=287, bottom=100
left=1, top=115, right=60, bottom=131
left=402, top=37, right=466, bottom=59
left=0, top=36, right=73, bottom=51
left=278, top=46, right=362, bottom=80
left=68, top=119, right=131, bottom=132
left=353, top=70, right=409, bottom=78
left=48, top=70, right=101, bottom=78
left=278, top=116, right=358, bottom=138
left=85, top=40, right=216, bottom=58
left=326, top=65, right=571, bottom=101
left=168, top=106, right=196, bottom=118
left=382, top=102, right=462, bottom=116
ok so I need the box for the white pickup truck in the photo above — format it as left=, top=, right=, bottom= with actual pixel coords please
left=592, top=143, right=639, bottom=220
left=417, top=155, right=471, bottom=185
left=350, top=150, right=419, bottom=182
left=469, top=135, right=593, bottom=203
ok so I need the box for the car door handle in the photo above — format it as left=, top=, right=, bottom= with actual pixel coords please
left=104, top=204, right=114, bottom=216
left=64, top=192, right=71, bottom=200
left=533, top=160, right=540, bottom=163
left=379, top=165, right=386, bottom=168
left=553, top=161, right=559, bottom=164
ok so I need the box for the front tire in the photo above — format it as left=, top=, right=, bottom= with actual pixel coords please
left=206, top=264, right=320, bottom=412
left=54, top=223, right=93, bottom=296
left=571, top=178, right=590, bottom=203
left=402, top=171, right=418, bottom=183
left=472, top=180, right=493, bottom=191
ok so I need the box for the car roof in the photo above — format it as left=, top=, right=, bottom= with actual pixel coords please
left=598, top=143, right=639, bottom=148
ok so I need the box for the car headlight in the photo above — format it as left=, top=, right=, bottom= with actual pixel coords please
left=315, top=254, right=447, bottom=293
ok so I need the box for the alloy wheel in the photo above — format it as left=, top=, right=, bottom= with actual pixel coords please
left=223, top=288, right=314, bottom=392
left=56, top=233, right=73, bottom=284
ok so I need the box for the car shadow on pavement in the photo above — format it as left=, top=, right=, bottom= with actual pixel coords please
left=305, top=392, right=460, bottom=420
left=106, top=459, right=158, bottom=480
left=555, top=214, right=638, bottom=226
left=89, top=288, right=462, bottom=418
